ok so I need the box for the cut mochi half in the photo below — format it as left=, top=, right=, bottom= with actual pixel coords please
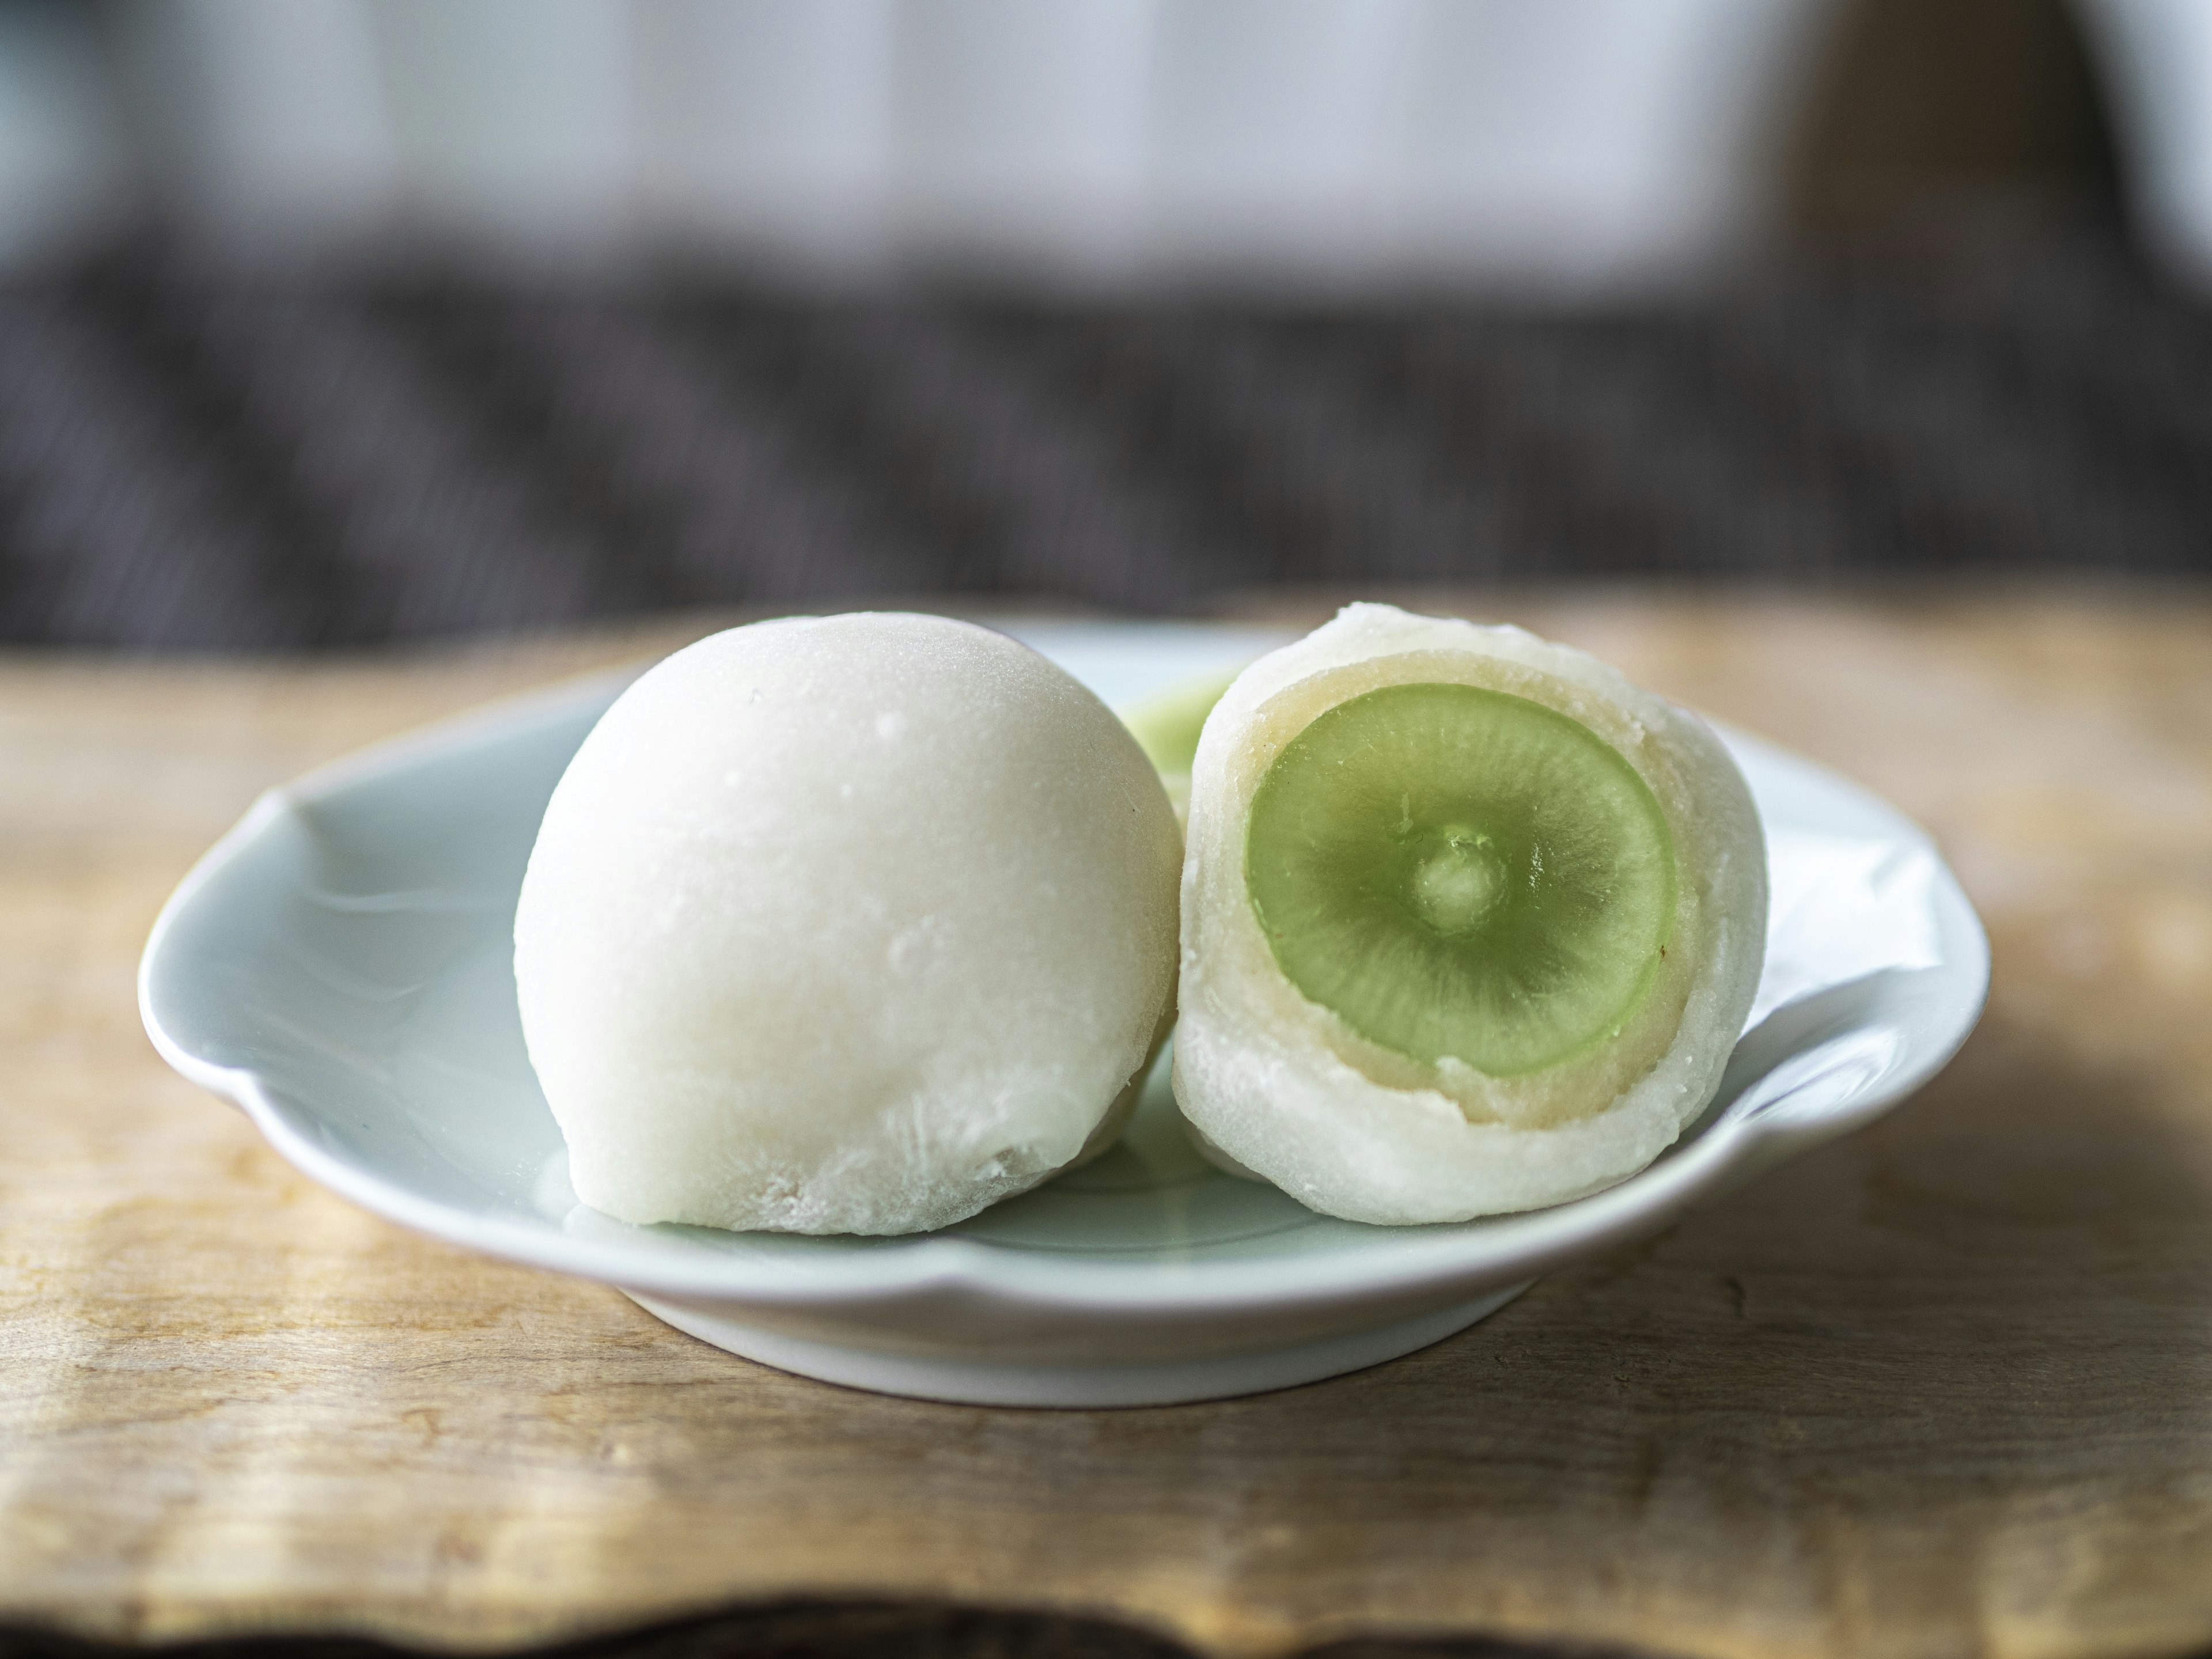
left=1172, top=603, right=1767, bottom=1224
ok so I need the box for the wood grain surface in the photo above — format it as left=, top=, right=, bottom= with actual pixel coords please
left=5, top=590, right=2211, bottom=1659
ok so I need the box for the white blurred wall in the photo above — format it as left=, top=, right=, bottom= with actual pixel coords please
left=0, top=1, right=136, bottom=265
left=5, top=0, right=2181, bottom=292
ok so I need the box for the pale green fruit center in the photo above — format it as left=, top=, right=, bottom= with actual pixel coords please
left=1245, top=681, right=1677, bottom=1078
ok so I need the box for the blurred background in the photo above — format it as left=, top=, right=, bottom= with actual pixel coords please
left=1, top=0, right=2207, bottom=648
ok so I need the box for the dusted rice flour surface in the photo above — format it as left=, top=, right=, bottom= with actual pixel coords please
left=1173, top=604, right=1767, bottom=1224
left=514, top=613, right=1183, bottom=1236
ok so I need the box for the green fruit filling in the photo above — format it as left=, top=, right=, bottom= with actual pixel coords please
left=1245, top=681, right=1677, bottom=1077
left=1120, top=668, right=1240, bottom=780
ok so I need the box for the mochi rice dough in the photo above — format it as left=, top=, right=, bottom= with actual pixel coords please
left=1175, top=604, right=1767, bottom=1225
left=514, top=613, right=1183, bottom=1236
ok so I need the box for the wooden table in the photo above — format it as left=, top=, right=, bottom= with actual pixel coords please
left=6, top=590, right=2211, bottom=1659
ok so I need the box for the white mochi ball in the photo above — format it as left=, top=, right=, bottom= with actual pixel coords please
left=515, top=613, right=1183, bottom=1236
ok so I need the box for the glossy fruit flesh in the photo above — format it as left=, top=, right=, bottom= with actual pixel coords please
left=1244, top=681, right=1676, bottom=1077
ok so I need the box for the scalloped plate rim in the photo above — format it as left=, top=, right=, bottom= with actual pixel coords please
left=138, top=622, right=1990, bottom=1319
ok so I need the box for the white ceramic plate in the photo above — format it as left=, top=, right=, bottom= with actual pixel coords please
left=141, top=622, right=1988, bottom=1408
